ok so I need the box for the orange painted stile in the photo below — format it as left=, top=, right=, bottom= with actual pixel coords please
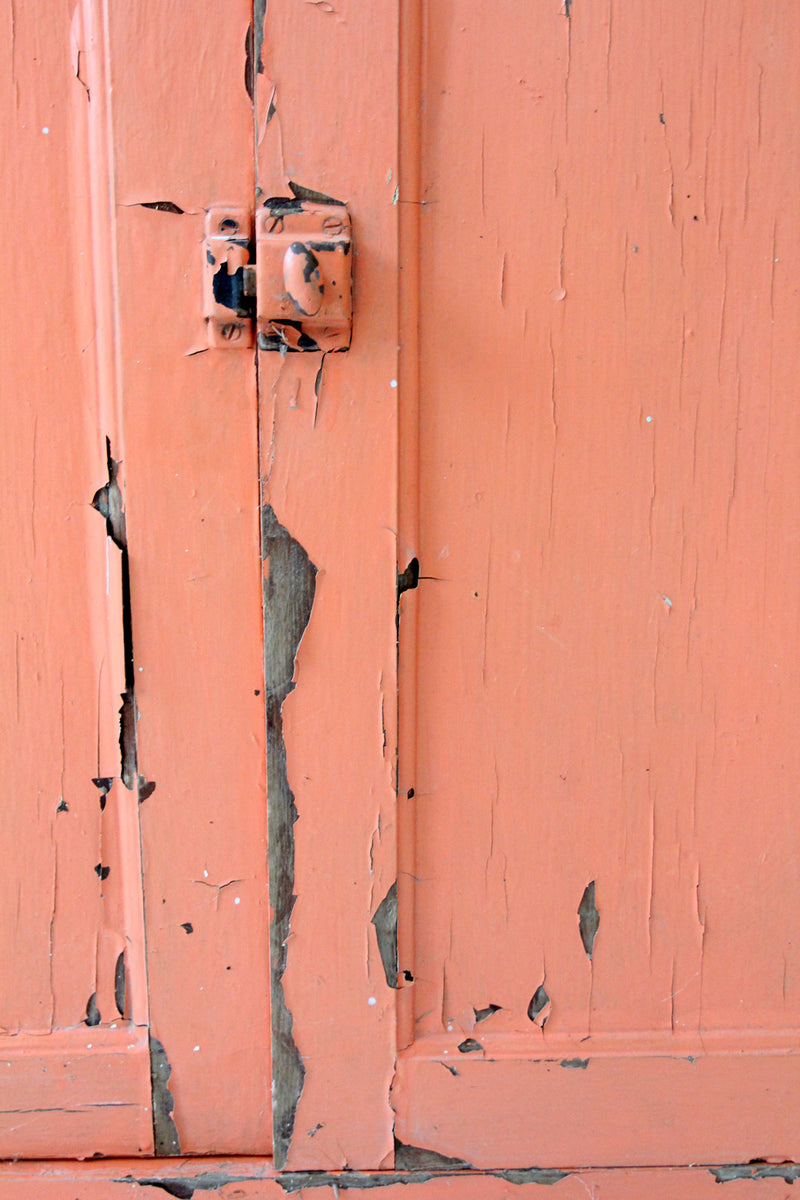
left=254, top=0, right=400, bottom=1172
left=4, top=0, right=800, bottom=1195
left=104, top=0, right=271, bottom=1154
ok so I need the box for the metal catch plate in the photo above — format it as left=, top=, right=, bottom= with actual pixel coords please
left=203, top=208, right=254, bottom=348
left=255, top=199, right=352, bottom=353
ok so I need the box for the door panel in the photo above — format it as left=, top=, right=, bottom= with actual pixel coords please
left=6, top=0, right=800, bottom=1180
left=0, top=0, right=152, bottom=1156
left=1, top=0, right=270, bottom=1157
left=393, top=0, right=800, bottom=1168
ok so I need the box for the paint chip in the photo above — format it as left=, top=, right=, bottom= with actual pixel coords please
left=457, top=1037, right=483, bottom=1054
left=578, top=880, right=600, bottom=960
left=527, top=983, right=551, bottom=1027
left=473, top=1003, right=502, bottom=1023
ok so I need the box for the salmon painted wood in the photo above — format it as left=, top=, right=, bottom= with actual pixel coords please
left=1, top=0, right=269, bottom=1158
left=3, top=1158, right=800, bottom=1199
left=3, top=0, right=800, bottom=1191
left=392, top=0, right=800, bottom=1171
left=263, top=0, right=800, bottom=1176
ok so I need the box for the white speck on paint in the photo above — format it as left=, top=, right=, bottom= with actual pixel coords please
left=203, top=869, right=208, bottom=877
left=662, top=595, right=673, bottom=608
left=392, top=186, right=399, bottom=205
left=234, top=897, right=240, bottom=905
left=390, top=379, right=398, bottom=388
left=193, top=1045, right=200, bottom=1052
left=368, top=996, right=376, bottom=1006
left=646, top=415, right=653, bottom=423
left=42, top=126, right=49, bottom=134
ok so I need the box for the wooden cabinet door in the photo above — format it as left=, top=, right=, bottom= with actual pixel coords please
left=272, top=0, right=800, bottom=1178
left=6, top=0, right=800, bottom=1189
left=1, top=0, right=270, bottom=1158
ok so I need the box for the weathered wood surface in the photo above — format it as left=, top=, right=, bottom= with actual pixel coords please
left=102, top=0, right=271, bottom=1154
left=5, top=0, right=800, bottom=1179
left=0, top=0, right=152, bottom=1156
left=254, top=0, right=400, bottom=1170
left=1, top=0, right=270, bottom=1156
left=393, top=0, right=800, bottom=1168
left=1, top=1158, right=798, bottom=1198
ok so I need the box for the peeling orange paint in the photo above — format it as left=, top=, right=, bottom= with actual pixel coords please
left=4, top=0, right=800, bottom=1187
left=394, top=0, right=800, bottom=1170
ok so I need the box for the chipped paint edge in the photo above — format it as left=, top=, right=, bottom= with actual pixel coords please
left=261, top=504, right=318, bottom=1168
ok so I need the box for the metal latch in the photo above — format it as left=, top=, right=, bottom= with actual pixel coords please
left=204, top=199, right=352, bottom=352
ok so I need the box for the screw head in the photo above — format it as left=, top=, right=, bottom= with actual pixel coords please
left=220, top=322, right=243, bottom=342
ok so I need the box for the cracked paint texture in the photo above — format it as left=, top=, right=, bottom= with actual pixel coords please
left=392, top=0, right=800, bottom=1171
left=254, top=0, right=400, bottom=1171
left=2, top=0, right=272, bottom=1158
left=2, top=1159, right=800, bottom=1198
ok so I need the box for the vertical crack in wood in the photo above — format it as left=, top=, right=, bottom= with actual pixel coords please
left=262, top=504, right=317, bottom=1168
left=92, top=438, right=138, bottom=789
left=114, top=949, right=127, bottom=1017
left=149, top=1035, right=181, bottom=1155
left=245, top=0, right=266, bottom=103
